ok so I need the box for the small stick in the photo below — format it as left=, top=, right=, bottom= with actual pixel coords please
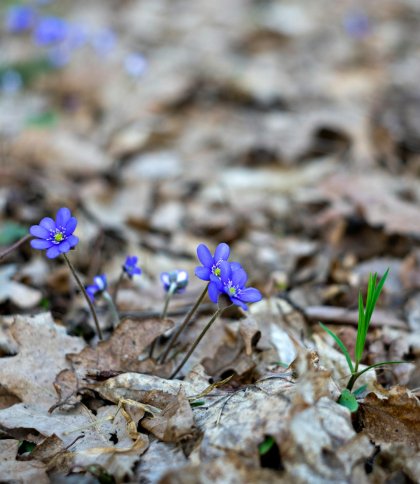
left=0, top=234, right=31, bottom=262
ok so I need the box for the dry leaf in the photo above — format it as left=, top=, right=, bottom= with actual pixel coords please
left=0, top=440, right=49, bottom=484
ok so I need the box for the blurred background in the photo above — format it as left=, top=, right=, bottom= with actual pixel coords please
left=1, top=0, right=420, bottom=325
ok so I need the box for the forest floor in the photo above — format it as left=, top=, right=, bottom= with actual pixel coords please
left=0, top=1, right=420, bottom=483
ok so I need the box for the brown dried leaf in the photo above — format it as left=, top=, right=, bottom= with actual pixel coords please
left=358, top=386, right=420, bottom=449
left=0, top=313, right=85, bottom=408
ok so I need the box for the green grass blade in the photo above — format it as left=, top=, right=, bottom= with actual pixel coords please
left=354, top=360, right=404, bottom=380
left=320, top=322, right=354, bottom=373
left=355, top=291, right=366, bottom=364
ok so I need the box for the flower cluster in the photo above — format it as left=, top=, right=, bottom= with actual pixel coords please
left=195, top=243, right=262, bottom=310
left=3, top=4, right=147, bottom=82
left=29, top=207, right=79, bottom=259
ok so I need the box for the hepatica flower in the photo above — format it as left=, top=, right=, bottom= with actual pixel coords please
left=34, top=17, right=68, bottom=45
left=86, top=274, right=107, bottom=302
left=161, top=270, right=189, bottom=294
left=29, top=207, right=79, bottom=259
left=6, top=6, right=36, bottom=33
left=209, top=261, right=262, bottom=310
left=195, top=243, right=231, bottom=281
left=123, top=256, right=142, bottom=278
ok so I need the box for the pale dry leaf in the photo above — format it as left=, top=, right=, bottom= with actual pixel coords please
left=0, top=265, right=42, bottom=309
left=0, top=440, right=49, bottom=484
left=0, top=313, right=85, bottom=408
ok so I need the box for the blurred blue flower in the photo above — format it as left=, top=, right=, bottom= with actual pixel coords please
left=47, top=45, right=72, bottom=68
left=86, top=275, right=107, bottom=302
left=161, top=270, right=189, bottom=293
left=5, top=6, right=36, bottom=33
left=29, top=207, right=79, bottom=259
left=208, top=261, right=262, bottom=310
left=34, top=16, right=68, bottom=45
left=343, top=10, right=371, bottom=39
left=91, top=28, right=116, bottom=57
left=123, top=256, right=142, bottom=278
left=1, top=70, right=23, bottom=94
left=123, top=53, right=147, bottom=78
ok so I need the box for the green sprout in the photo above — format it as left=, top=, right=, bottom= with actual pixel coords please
left=320, top=270, right=403, bottom=412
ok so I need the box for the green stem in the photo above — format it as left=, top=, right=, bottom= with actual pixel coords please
left=170, top=306, right=228, bottom=379
left=63, top=253, right=103, bottom=340
left=149, top=284, right=176, bottom=359
left=346, top=361, right=404, bottom=392
left=102, top=291, right=120, bottom=327
left=0, top=234, right=32, bottom=262
left=159, top=283, right=209, bottom=364
left=112, top=271, right=125, bottom=305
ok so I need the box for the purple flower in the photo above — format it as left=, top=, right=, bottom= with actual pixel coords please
left=29, top=207, right=79, bottom=259
left=34, top=17, right=68, bottom=45
left=161, top=270, right=189, bottom=294
left=195, top=243, right=231, bottom=281
left=123, top=53, right=147, bottom=78
left=123, top=256, right=142, bottom=278
left=6, top=6, right=36, bottom=33
left=208, top=261, right=262, bottom=310
left=91, top=28, right=116, bottom=57
left=86, top=274, right=107, bottom=302
left=343, top=10, right=371, bottom=39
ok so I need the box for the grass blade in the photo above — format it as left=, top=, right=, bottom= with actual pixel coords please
left=320, top=322, right=354, bottom=373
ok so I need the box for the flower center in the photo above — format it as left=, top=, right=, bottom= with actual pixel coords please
left=228, top=286, right=237, bottom=296
left=213, top=267, right=221, bottom=277
left=54, top=231, right=64, bottom=242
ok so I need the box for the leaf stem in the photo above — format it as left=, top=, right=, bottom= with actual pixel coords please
left=170, top=305, right=229, bottom=379
left=159, top=283, right=209, bottom=364
left=0, top=234, right=32, bottom=262
left=62, top=253, right=103, bottom=340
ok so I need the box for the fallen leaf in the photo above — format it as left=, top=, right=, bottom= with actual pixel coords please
left=0, top=440, right=49, bottom=484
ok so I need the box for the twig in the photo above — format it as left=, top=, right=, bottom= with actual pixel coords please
left=0, top=234, right=31, bottom=262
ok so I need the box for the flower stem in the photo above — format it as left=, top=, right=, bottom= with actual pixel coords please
left=170, top=306, right=228, bottom=379
left=112, top=271, right=125, bottom=305
left=102, top=291, right=120, bottom=327
left=159, top=283, right=209, bottom=364
left=62, top=253, right=103, bottom=340
left=149, top=284, right=176, bottom=359
left=0, top=234, right=32, bottom=262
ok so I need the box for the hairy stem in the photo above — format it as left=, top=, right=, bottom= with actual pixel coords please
left=149, top=284, right=175, bottom=359
left=102, top=291, right=120, bottom=327
left=63, top=253, right=103, bottom=340
left=0, top=234, right=32, bottom=262
left=112, top=271, right=125, bottom=305
left=170, top=306, right=228, bottom=379
left=159, top=283, right=209, bottom=364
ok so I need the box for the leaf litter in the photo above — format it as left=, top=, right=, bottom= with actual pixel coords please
left=1, top=0, right=420, bottom=482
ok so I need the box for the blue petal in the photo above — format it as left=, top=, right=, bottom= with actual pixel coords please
left=46, top=245, right=61, bottom=258
left=161, top=272, right=170, bottom=287
left=219, top=261, right=231, bottom=283
left=238, top=287, right=262, bottom=303
left=195, top=266, right=210, bottom=280
left=231, top=268, right=247, bottom=287
left=231, top=296, right=248, bottom=310
left=39, top=217, right=56, bottom=232
left=64, top=216, right=77, bottom=234
left=230, top=261, right=242, bottom=271
left=66, top=235, right=79, bottom=248
left=29, top=225, right=50, bottom=239
left=58, top=241, right=71, bottom=253
left=208, top=282, right=221, bottom=303
left=56, top=207, right=71, bottom=227
left=197, top=244, right=213, bottom=268
left=31, top=239, right=53, bottom=249
left=214, top=242, right=230, bottom=262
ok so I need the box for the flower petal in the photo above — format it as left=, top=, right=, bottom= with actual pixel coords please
left=208, top=282, right=221, bottom=303
left=39, top=217, right=56, bottom=231
left=214, top=242, right=230, bottom=262
left=29, top=224, right=50, bottom=239
left=230, top=296, right=248, bottom=310
left=197, top=244, right=213, bottom=268
left=31, top=238, right=53, bottom=249
left=56, top=207, right=71, bottom=227
left=161, top=272, right=170, bottom=287
left=66, top=235, right=79, bottom=248
left=176, top=270, right=188, bottom=284
left=195, top=266, right=210, bottom=281
left=58, top=241, right=71, bottom=253
left=64, top=216, right=77, bottom=234
left=219, top=261, right=232, bottom=283
left=46, top=245, right=61, bottom=258
left=231, top=268, right=247, bottom=287
left=238, top=287, right=262, bottom=303
left=230, top=261, right=242, bottom=271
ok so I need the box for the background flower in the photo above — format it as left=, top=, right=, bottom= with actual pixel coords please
left=29, top=207, right=78, bottom=259
left=161, top=270, right=189, bottom=293
left=123, top=256, right=142, bottom=278
left=86, top=274, right=107, bottom=301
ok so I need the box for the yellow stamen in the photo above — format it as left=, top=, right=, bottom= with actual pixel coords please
left=54, top=232, right=64, bottom=242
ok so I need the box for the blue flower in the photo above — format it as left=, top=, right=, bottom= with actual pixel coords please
left=86, top=274, right=107, bottom=302
left=161, top=270, right=189, bottom=293
left=91, top=28, right=116, bottom=57
left=208, top=261, right=262, bottom=310
left=29, top=207, right=79, bottom=259
left=123, top=53, right=147, bottom=78
left=123, top=256, right=142, bottom=278
left=34, top=17, right=68, bottom=45
left=6, top=6, right=36, bottom=33
left=195, top=243, right=231, bottom=281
